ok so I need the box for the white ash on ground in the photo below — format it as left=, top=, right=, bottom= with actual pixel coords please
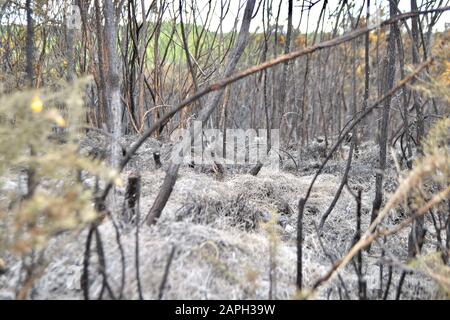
left=0, top=140, right=443, bottom=300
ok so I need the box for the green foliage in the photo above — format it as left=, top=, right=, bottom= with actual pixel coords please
left=0, top=78, right=120, bottom=255
left=139, top=21, right=234, bottom=65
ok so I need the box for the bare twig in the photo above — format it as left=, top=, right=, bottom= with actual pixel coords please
left=158, top=246, right=176, bottom=300
left=297, top=198, right=305, bottom=290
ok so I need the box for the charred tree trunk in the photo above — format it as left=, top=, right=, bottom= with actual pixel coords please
left=123, top=172, right=141, bottom=224
left=407, top=0, right=426, bottom=268
left=278, top=0, right=293, bottom=134
left=94, top=0, right=108, bottom=128
left=104, top=0, right=122, bottom=169
left=65, top=1, right=76, bottom=83
left=249, top=161, right=263, bottom=176
left=369, top=0, right=398, bottom=245
left=394, top=22, right=413, bottom=169
left=411, top=0, right=424, bottom=150
left=25, top=0, right=36, bottom=199
left=25, top=0, right=34, bottom=87
left=361, top=0, right=370, bottom=139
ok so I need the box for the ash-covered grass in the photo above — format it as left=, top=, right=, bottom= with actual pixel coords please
left=0, top=138, right=443, bottom=300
